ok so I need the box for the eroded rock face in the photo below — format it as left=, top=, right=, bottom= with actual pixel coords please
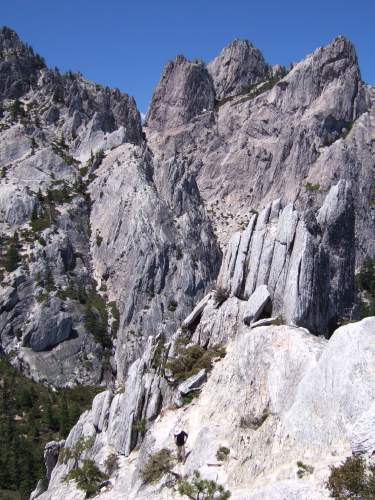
left=32, top=33, right=375, bottom=500
left=145, top=55, right=216, bottom=133
left=0, top=29, right=221, bottom=386
left=23, top=297, right=72, bottom=351
left=217, top=181, right=355, bottom=336
left=0, top=27, right=42, bottom=99
left=42, top=318, right=375, bottom=500
left=146, top=36, right=373, bottom=260
left=207, top=38, right=267, bottom=100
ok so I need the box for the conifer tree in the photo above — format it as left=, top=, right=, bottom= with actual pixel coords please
left=59, top=393, right=70, bottom=438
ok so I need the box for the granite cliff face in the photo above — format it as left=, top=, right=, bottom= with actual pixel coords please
left=1, top=27, right=375, bottom=500
left=0, top=27, right=220, bottom=386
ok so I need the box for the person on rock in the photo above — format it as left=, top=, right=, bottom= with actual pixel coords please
left=174, top=427, right=188, bottom=463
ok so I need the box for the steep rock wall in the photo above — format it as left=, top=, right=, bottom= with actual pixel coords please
left=146, top=36, right=374, bottom=266
left=218, top=181, right=355, bottom=335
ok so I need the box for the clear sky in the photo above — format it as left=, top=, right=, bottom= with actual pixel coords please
left=2, top=0, right=375, bottom=117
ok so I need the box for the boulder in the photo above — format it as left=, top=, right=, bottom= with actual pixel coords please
left=243, top=285, right=270, bottom=325
left=23, top=298, right=72, bottom=351
left=44, top=440, right=65, bottom=481
left=178, top=369, right=207, bottom=395
left=182, top=292, right=212, bottom=327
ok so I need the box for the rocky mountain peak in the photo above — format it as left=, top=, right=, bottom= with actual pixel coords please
left=1, top=30, right=375, bottom=500
left=0, top=26, right=47, bottom=100
left=207, top=38, right=267, bottom=100
left=145, top=54, right=215, bottom=133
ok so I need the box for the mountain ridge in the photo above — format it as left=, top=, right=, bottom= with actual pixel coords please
left=0, top=27, right=374, bottom=500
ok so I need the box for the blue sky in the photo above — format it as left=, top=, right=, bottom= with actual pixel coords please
left=2, top=0, right=375, bottom=117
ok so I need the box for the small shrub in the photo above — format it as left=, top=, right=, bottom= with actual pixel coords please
left=152, top=334, right=168, bottom=368
left=164, top=343, right=226, bottom=382
left=140, top=448, right=175, bottom=484
left=296, top=461, right=314, bottom=478
left=132, top=418, right=147, bottom=437
left=104, top=453, right=120, bottom=476
left=326, top=455, right=375, bottom=499
left=168, top=299, right=178, bottom=312
left=182, top=391, right=200, bottom=405
left=211, top=285, right=229, bottom=306
left=216, top=447, right=230, bottom=461
left=305, top=182, right=320, bottom=192
left=59, top=437, right=94, bottom=467
left=64, top=459, right=108, bottom=494
left=355, top=256, right=375, bottom=319
left=178, top=470, right=231, bottom=500
left=4, top=234, right=21, bottom=272
left=176, top=245, right=183, bottom=260
left=109, top=301, right=120, bottom=337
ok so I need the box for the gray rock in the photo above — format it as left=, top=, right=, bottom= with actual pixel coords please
left=182, top=292, right=212, bottom=327
left=23, top=298, right=72, bottom=351
left=243, top=285, right=270, bottom=325
left=178, top=369, right=207, bottom=395
left=207, top=39, right=267, bottom=100
left=251, top=317, right=276, bottom=328
left=146, top=55, right=215, bottom=133
left=0, top=286, right=18, bottom=312
left=216, top=182, right=355, bottom=336
left=350, top=400, right=375, bottom=456
left=44, top=440, right=65, bottom=481
left=29, top=479, right=45, bottom=500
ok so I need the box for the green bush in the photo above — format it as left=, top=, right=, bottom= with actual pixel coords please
left=178, top=470, right=231, bottom=500
left=3, top=233, right=21, bottom=272
left=104, top=453, right=120, bottom=476
left=84, top=286, right=112, bottom=349
left=108, top=301, right=120, bottom=337
left=164, top=344, right=226, bottom=382
left=59, top=437, right=94, bottom=467
left=140, top=448, right=175, bottom=484
left=64, top=459, right=108, bottom=494
left=182, top=391, right=200, bottom=405
left=305, top=182, right=321, bottom=192
left=296, top=461, right=314, bottom=478
left=326, top=455, right=375, bottom=499
left=355, top=256, right=375, bottom=319
left=216, top=447, right=230, bottom=461
left=132, top=418, right=147, bottom=437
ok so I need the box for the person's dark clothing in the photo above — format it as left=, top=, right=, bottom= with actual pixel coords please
left=175, top=431, right=188, bottom=446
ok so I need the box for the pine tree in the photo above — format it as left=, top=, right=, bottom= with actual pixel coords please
left=58, top=393, right=70, bottom=438
left=4, top=233, right=21, bottom=272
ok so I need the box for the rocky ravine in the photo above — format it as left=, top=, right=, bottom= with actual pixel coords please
left=0, top=27, right=375, bottom=499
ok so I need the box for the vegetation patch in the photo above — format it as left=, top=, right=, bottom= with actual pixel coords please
left=164, top=343, right=226, bottom=383
left=216, top=447, right=230, bottom=461
left=326, top=455, right=375, bottom=499
left=0, top=356, right=100, bottom=499
left=61, top=438, right=108, bottom=495
left=355, top=256, right=375, bottom=319
left=178, top=470, right=231, bottom=500
left=140, top=448, right=176, bottom=484
left=296, top=461, right=314, bottom=478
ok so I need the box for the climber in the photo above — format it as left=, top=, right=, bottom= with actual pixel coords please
left=174, top=427, right=188, bottom=462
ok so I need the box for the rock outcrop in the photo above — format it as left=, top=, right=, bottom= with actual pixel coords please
left=145, top=55, right=215, bottom=133
left=40, top=317, right=375, bottom=500
left=207, top=38, right=267, bottom=100
left=0, top=27, right=221, bottom=385
left=146, top=36, right=373, bottom=262
left=1, top=28, right=375, bottom=500
left=218, top=180, right=355, bottom=335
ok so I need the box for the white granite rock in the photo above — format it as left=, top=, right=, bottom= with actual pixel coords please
left=243, top=285, right=270, bottom=325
